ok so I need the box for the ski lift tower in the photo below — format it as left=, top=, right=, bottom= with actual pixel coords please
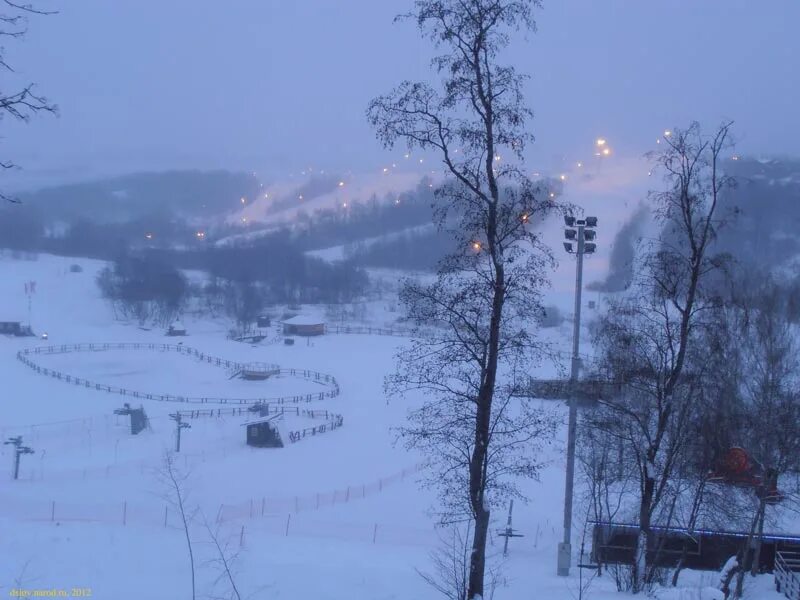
left=4, top=436, right=34, bottom=480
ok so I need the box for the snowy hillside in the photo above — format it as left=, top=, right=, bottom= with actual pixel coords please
left=0, top=252, right=559, bottom=598
left=0, top=251, right=786, bottom=599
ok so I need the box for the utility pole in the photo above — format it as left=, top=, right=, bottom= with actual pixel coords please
left=5, top=436, right=35, bottom=480
left=169, top=413, right=191, bottom=453
left=557, top=215, right=597, bottom=577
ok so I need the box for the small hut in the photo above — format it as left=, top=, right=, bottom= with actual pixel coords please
left=113, top=403, right=149, bottom=435
left=280, top=315, right=325, bottom=337
left=0, top=321, right=22, bottom=335
left=257, top=315, right=271, bottom=328
left=243, top=415, right=284, bottom=448
left=166, top=320, right=187, bottom=336
left=0, top=320, right=32, bottom=336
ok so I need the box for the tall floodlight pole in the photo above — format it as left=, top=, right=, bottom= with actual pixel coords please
left=557, top=215, right=597, bottom=577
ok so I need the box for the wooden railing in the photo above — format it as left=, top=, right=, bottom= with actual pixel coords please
left=17, top=343, right=338, bottom=406
left=776, top=551, right=800, bottom=599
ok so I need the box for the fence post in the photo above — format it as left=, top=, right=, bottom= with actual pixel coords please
left=316, top=493, right=319, bottom=509
left=261, top=497, right=265, bottom=517
left=240, top=525, right=245, bottom=548
left=164, top=506, right=168, bottom=528
left=123, top=501, right=127, bottom=526
left=249, top=498, right=253, bottom=519
left=373, top=523, right=378, bottom=544
left=285, top=514, right=291, bottom=537
left=346, top=486, right=350, bottom=502
left=51, top=500, right=55, bottom=522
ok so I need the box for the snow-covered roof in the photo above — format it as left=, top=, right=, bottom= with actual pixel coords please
left=280, top=315, right=325, bottom=326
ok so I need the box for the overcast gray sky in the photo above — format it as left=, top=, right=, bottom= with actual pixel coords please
left=3, top=0, right=798, bottom=188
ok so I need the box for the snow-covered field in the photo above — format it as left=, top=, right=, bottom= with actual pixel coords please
left=0, top=252, right=782, bottom=599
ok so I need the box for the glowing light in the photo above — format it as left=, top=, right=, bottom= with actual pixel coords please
left=577, top=162, right=583, bottom=168
left=419, top=158, right=424, bottom=164
left=196, top=231, right=206, bottom=239
left=656, top=139, right=661, bottom=144
left=549, top=192, right=556, bottom=198
left=240, top=197, right=246, bottom=204
left=596, top=138, right=607, bottom=147
left=382, top=167, right=389, bottom=173
left=664, top=130, right=672, bottom=137
left=338, top=181, right=345, bottom=187
left=342, top=202, right=348, bottom=208
left=404, top=153, right=410, bottom=159
left=472, top=241, right=482, bottom=251
left=494, top=154, right=501, bottom=162
left=521, top=213, right=529, bottom=224
left=602, top=147, right=611, bottom=156
left=264, top=193, right=269, bottom=199
left=560, top=174, right=567, bottom=181
left=298, top=195, right=304, bottom=200
left=241, top=217, right=248, bottom=223
left=732, top=155, right=740, bottom=161
left=145, top=232, right=153, bottom=240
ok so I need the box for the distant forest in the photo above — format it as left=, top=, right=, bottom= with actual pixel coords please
left=590, top=157, right=800, bottom=293
left=16, top=170, right=262, bottom=222
left=8, top=159, right=796, bottom=286
left=0, top=170, right=451, bottom=271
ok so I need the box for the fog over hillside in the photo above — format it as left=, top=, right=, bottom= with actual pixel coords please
left=1, top=2, right=798, bottom=600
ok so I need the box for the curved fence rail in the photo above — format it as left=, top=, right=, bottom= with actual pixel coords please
left=177, top=405, right=344, bottom=444
left=326, top=325, right=414, bottom=337
left=17, top=343, right=339, bottom=406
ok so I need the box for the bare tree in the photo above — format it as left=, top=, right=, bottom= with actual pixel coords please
left=577, top=416, right=634, bottom=578
left=159, top=452, right=197, bottom=600
left=368, top=2, right=558, bottom=597
left=0, top=1, right=57, bottom=202
left=202, top=518, right=243, bottom=600
left=590, top=122, right=735, bottom=592
left=729, top=274, right=800, bottom=597
left=417, top=523, right=472, bottom=600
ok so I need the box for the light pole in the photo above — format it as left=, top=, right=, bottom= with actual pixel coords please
left=557, top=215, right=597, bottom=577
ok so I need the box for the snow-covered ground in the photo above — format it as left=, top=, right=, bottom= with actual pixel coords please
left=0, top=252, right=783, bottom=599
